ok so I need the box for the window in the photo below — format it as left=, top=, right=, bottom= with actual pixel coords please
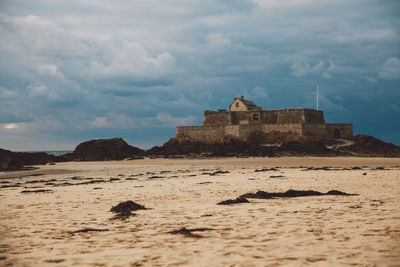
left=253, top=114, right=259, bottom=121
left=235, top=103, right=239, bottom=107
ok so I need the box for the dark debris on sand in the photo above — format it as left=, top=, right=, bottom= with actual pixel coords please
left=1, top=183, right=21, bottom=188
left=217, top=197, right=250, bottom=205
left=20, top=189, right=53, bottom=194
left=70, top=228, right=109, bottom=234
left=269, top=175, right=285, bottom=178
left=255, top=167, right=279, bottom=172
left=110, top=200, right=146, bottom=220
left=240, top=189, right=358, bottom=199
left=168, top=227, right=214, bottom=238
left=148, top=175, right=165, bottom=179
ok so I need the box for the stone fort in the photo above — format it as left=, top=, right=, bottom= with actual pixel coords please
left=177, top=96, right=353, bottom=143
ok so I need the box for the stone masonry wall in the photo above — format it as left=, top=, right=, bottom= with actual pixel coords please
left=238, top=124, right=263, bottom=139
left=326, top=123, right=353, bottom=139
left=262, top=124, right=303, bottom=135
left=303, top=109, right=325, bottom=124
left=260, top=110, right=278, bottom=124
left=302, top=124, right=328, bottom=138
left=203, top=111, right=231, bottom=126
left=176, top=126, right=226, bottom=143
left=276, top=109, right=305, bottom=124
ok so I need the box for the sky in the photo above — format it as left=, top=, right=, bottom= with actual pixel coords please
left=0, top=0, right=399, bottom=151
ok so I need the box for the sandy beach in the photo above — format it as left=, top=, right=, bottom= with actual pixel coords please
left=0, top=157, right=399, bottom=266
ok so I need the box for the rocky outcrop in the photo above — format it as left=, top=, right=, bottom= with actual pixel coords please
left=0, top=148, right=55, bottom=171
left=146, top=137, right=276, bottom=157
left=148, top=133, right=400, bottom=158
left=61, top=138, right=144, bottom=161
left=247, top=130, right=309, bottom=145
left=280, top=140, right=336, bottom=155
left=146, top=136, right=338, bottom=157
left=2, top=134, right=399, bottom=171
left=339, top=134, right=400, bottom=157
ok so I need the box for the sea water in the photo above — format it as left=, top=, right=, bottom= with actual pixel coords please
left=22, top=151, right=73, bottom=156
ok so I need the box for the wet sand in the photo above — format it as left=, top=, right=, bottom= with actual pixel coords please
left=0, top=157, right=399, bottom=266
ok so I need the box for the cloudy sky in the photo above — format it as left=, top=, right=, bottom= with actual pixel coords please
left=1, top=0, right=399, bottom=150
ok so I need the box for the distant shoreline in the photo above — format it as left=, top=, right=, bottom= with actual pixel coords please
left=15, top=151, right=73, bottom=156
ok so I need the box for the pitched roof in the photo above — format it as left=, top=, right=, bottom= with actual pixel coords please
left=235, top=97, right=261, bottom=110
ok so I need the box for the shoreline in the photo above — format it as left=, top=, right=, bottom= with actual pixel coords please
left=1, top=156, right=400, bottom=179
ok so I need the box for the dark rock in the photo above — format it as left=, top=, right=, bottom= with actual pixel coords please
left=325, top=190, right=357, bottom=195
left=240, top=189, right=358, bottom=199
left=280, top=141, right=335, bottom=155
left=373, top=166, right=385, bottom=170
left=217, top=197, right=249, bottom=205
left=110, top=200, right=146, bottom=213
left=66, top=138, right=144, bottom=161
left=0, top=148, right=55, bottom=171
left=340, top=135, right=400, bottom=157
left=146, top=138, right=275, bottom=157
left=351, top=166, right=362, bottom=170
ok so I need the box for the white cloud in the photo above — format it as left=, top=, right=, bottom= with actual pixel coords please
left=335, top=29, right=398, bottom=43
left=85, top=41, right=176, bottom=83
left=252, top=86, right=268, bottom=97
left=37, top=64, right=66, bottom=80
left=378, top=57, right=400, bottom=80
left=156, top=113, right=196, bottom=127
left=26, top=83, right=59, bottom=99
left=0, top=86, right=19, bottom=99
left=90, top=117, right=110, bottom=128
left=4, top=123, right=20, bottom=129
left=205, top=33, right=232, bottom=48
left=290, top=61, right=325, bottom=77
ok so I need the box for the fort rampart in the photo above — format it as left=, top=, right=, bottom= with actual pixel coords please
left=176, top=97, right=353, bottom=142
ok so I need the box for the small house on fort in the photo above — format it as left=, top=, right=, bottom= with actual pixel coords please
left=177, top=96, right=353, bottom=143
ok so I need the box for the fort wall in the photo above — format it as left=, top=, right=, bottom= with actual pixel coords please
left=177, top=97, right=352, bottom=142
left=326, top=123, right=353, bottom=139
left=238, top=124, right=263, bottom=139
left=302, top=124, right=328, bottom=138
left=303, top=109, right=325, bottom=124
left=176, top=126, right=226, bottom=143
left=203, top=110, right=231, bottom=126
left=262, top=124, right=303, bottom=135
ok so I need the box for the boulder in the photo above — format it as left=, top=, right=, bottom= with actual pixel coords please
left=68, top=138, right=144, bottom=161
left=0, top=148, right=55, bottom=171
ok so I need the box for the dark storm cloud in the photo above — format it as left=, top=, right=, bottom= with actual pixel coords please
left=0, top=0, right=399, bottom=150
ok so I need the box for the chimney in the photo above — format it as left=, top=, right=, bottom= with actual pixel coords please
left=240, top=96, right=244, bottom=100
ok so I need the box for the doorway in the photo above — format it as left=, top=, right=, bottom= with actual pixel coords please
left=333, top=128, right=341, bottom=139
